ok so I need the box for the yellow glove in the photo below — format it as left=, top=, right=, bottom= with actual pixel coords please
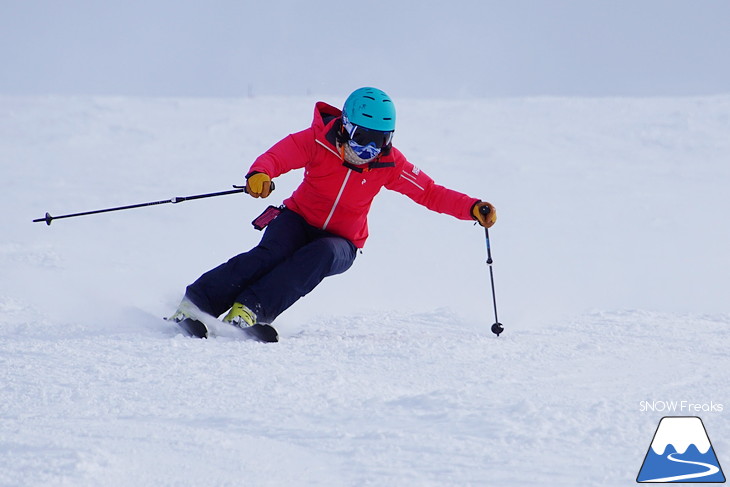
left=245, top=172, right=273, bottom=198
left=472, top=201, right=497, bottom=228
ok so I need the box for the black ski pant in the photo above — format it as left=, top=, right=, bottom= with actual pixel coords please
left=185, top=208, right=357, bottom=323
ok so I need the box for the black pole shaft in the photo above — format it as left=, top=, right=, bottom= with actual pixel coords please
left=478, top=204, right=503, bottom=336
left=484, top=227, right=499, bottom=324
left=33, top=188, right=245, bottom=225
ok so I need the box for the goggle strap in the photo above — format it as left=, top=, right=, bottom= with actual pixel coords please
left=338, top=142, right=346, bottom=161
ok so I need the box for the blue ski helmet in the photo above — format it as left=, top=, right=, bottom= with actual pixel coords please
left=342, top=87, right=396, bottom=132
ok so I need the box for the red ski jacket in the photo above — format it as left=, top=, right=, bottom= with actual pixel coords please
left=249, top=102, right=479, bottom=248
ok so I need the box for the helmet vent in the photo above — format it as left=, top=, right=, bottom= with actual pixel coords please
left=343, top=87, right=396, bottom=132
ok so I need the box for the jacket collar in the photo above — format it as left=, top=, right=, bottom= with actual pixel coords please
left=322, top=113, right=395, bottom=172
left=312, top=101, right=396, bottom=172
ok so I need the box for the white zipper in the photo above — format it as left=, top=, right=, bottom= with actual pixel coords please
left=316, top=138, right=341, bottom=158
left=315, top=138, right=352, bottom=230
left=323, top=169, right=352, bottom=230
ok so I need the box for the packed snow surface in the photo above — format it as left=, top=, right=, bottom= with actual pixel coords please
left=1, top=95, right=729, bottom=486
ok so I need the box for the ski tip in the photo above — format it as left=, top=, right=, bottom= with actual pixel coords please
left=176, top=318, right=209, bottom=339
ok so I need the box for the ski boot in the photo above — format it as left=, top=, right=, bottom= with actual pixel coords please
left=167, top=298, right=208, bottom=338
left=224, top=302, right=279, bottom=342
left=223, top=302, right=257, bottom=328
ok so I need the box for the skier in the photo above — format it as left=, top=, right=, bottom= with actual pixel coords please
left=170, top=87, right=497, bottom=336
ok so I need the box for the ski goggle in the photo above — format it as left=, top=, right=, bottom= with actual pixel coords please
left=348, top=139, right=381, bottom=160
left=343, top=115, right=394, bottom=159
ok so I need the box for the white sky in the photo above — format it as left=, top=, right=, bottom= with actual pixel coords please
left=2, top=0, right=729, bottom=99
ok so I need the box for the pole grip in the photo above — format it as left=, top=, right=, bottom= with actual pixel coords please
left=233, top=181, right=276, bottom=195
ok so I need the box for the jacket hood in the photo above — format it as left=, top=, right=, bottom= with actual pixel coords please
left=312, top=101, right=341, bottom=132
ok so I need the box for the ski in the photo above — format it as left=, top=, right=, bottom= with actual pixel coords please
left=240, top=323, right=279, bottom=343
left=176, top=317, right=209, bottom=338
left=167, top=316, right=278, bottom=343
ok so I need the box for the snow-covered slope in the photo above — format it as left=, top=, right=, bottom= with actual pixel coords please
left=1, top=95, right=728, bottom=486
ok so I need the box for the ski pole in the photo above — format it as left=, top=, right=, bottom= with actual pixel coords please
left=32, top=183, right=272, bottom=226
left=479, top=206, right=504, bottom=336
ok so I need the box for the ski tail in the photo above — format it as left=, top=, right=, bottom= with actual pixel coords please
left=241, top=324, right=279, bottom=343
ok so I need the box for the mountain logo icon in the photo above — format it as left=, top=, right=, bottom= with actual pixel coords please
left=637, top=416, right=725, bottom=483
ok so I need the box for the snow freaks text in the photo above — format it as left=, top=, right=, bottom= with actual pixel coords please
left=639, top=401, right=724, bottom=413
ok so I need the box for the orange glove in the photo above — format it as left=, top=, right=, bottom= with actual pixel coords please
left=472, top=201, right=497, bottom=228
left=245, top=172, right=273, bottom=198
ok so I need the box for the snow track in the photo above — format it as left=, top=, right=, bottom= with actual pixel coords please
left=1, top=308, right=728, bottom=486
